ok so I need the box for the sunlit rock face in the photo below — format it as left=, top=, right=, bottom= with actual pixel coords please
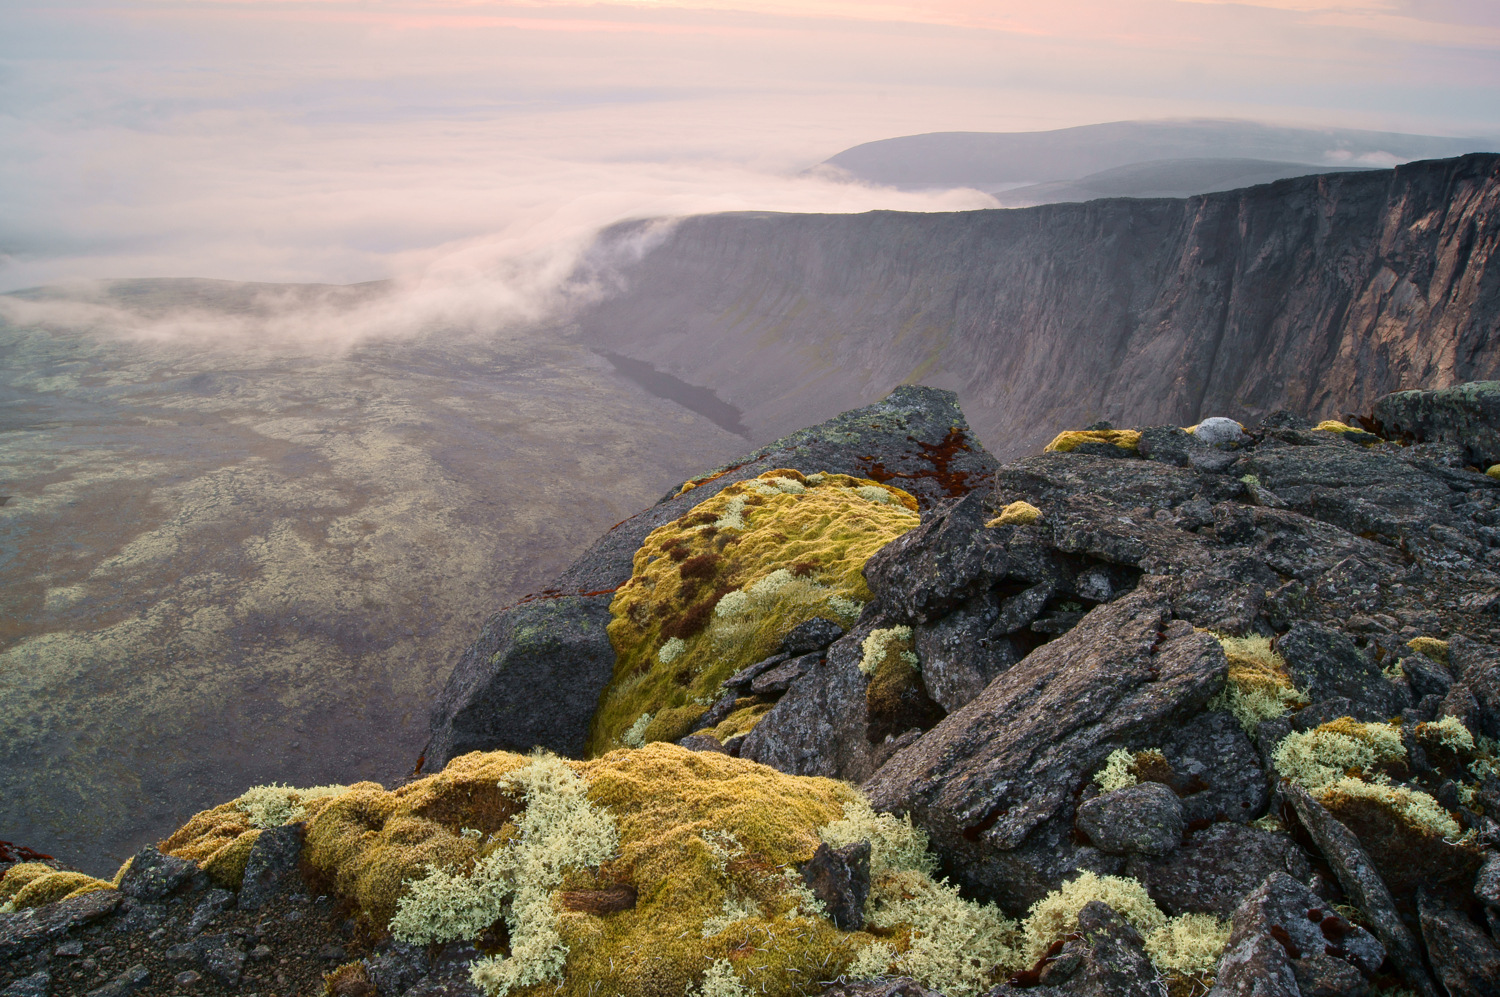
left=0, top=287, right=747, bottom=874
left=573, top=154, right=1500, bottom=460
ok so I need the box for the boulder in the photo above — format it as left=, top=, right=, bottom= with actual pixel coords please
left=739, top=612, right=912, bottom=782
left=1449, top=634, right=1500, bottom=737
left=1372, top=381, right=1500, bottom=468
left=1075, top=784, right=1184, bottom=857
left=1192, top=418, right=1248, bottom=447
left=1275, top=622, right=1407, bottom=719
left=1156, top=709, right=1266, bottom=825
left=1127, top=822, right=1312, bottom=917
left=1207, top=872, right=1383, bottom=997
left=84, top=964, right=149, bottom=997
left=863, top=490, right=1008, bottom=625
left=552, top=386, right=999, bottom=594
left=1402, top=652, right=1455, bottom=699
left=0, top=972, right=49, bottom=997
left=117, top=846, right=198, bottom=903
left=422, top=594, right=616, bottom=767
left=238, top=823, right=304, bottom=910
left=1417, top=891, right=1500, bottom=997
left=863, top=583, right=1227, bottom=910
left=751, top=653, right=819, bottom=695
left=1476, top=851, right=1500, bottom=907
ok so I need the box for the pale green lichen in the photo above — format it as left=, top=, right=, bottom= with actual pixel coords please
left=856, top=485, right=894, bottom=504
left=1415, top=715, right=1475, bottom=753
left=234, top=782, right=349, bottom=829
left=701, top=889, right=763, bottom=937
left=1145, top=912, right=1232, bottom=975
left=1094, top=748, right=1141, bottom=792
left=622, top=713, right=653, bottom=749
left=1274, top=719, right=1461, bottom=839
left=860, top=626, right=916, bottom=677
left=689, top=958, right=750, bottom=997
left=658, top=638, right=686, bottom=665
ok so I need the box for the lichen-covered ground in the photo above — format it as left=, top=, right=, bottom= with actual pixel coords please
left=0, top=292, right=748, bottom=875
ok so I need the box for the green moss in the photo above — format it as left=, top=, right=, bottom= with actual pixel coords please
left=862, top=626, right=941, bottom=741
left=643, top=704, right=710, bottom=745
left=592, top=469, right=919, bottom=755
left=1406, top=636, right=1449, bottom=665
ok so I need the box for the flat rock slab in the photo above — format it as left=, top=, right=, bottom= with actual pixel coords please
left=1127, top=822, right=1312, bottom=917
left=863, top=582, right=1227, bottom=909
left=0, top=890, right=121, bottom=960
left=1373, top=380, right=1500, bottom=467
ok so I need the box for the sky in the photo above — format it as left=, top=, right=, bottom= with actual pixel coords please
left=3, top=0, right=1500, bottom=298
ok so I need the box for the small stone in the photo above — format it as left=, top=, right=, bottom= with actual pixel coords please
left=1193, top=417, right=1248, bottom=447
left=199, top=934, right=245, bottom=987
left=1476, top=852, right=1500, bottom=908
left=164, top=943, right=199, bottom=964
left=677, top=733, right=727, bottom=753
left=174, top=971, right=202, bottom=987
left=249, top=944, right=273, bottom=962
left=186, top=888, right=234, bottom=935
left=1076, top=782, right=1185, bottom=857
left=799, top=841, right=871, bottom=931
left=750, top=653, right=817, bottom=695
left=84, top=963, right=149, bottom=997
left=319, top=944, right=347, bottom=960
left=777, top=617, right=845, bottom=656
left=55, top=940, right=83, bottom=957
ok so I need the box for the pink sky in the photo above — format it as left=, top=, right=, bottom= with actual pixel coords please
left=2, top=0, right=1498, bottom=291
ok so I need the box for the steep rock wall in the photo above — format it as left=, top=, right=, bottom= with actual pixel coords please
left=574, top=154, right=1500, bottom=460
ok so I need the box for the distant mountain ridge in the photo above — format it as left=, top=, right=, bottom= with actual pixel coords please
left=819, top=119, right=1494, bottom=190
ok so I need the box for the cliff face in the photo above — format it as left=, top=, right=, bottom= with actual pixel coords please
left=575, top=154, right=1500, bottom=460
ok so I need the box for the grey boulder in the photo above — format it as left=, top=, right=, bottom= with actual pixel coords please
left=423, top=594, right=615, bottom=768
left=1075, top=783, right=1184, bottom=857
left=1275, top=622, right=1407, bottom=719
left=238, top=822, right=304, bottom=910
left=1418, top=891, right=1500, bottom=997
left=1372, top=380, right=1500, bottom=467
left=117, top=846, right=197, bottom=903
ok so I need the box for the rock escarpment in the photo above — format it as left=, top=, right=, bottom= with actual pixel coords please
left=574, top=154, right=1500, bottom=459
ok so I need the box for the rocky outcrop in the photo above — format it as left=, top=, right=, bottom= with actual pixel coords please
left=1373, top=380, right=1500, bottom=467
left=423, top=386, right=996, bottom=767
left=575, top=155, right=1500, bottom=460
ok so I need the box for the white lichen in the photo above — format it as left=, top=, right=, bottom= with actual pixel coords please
left=657, top=637, right=686, bottom=665
left=1093, top=749, right=1140, bottom=793
left=234, top=783, right=348, bottom=829
left=622, top=713, right=653, bottom=749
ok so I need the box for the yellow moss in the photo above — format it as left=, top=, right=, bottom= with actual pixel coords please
left=593, top=469, right=919, bottom=755
left=1207, top=634, right=1306, bottom=732
left=986, top=501, right=1042, bottom=527
left=162, top=800, right=258, bottom=864
left=0, top=863, right=55, bottom=904
left=1315, top=420, right=1357, bottom=433
left=1488, top=466, right=1500, bottom=480
left=1406, top=637, right=1449, bottom=665
left=4, top=870, right=114, bottom=911
left=1043, top=430, right=1142, bottom=454
left=201, top=830, right=262, bottom=890
left=642, top=704, right=710, bottom=745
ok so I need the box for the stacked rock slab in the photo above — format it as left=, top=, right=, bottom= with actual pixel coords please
left=422, top=386, right=998, bottom=770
